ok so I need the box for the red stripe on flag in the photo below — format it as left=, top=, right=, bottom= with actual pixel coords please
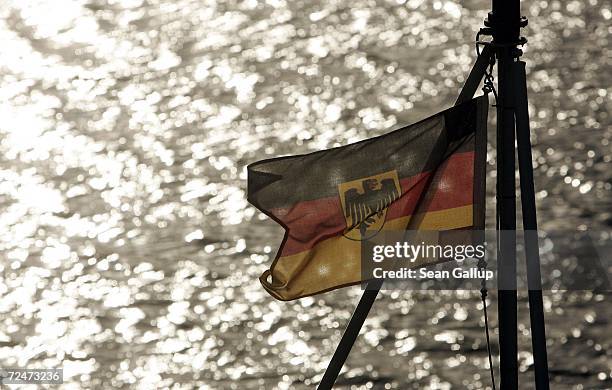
left=270, top=151, right=474, bottom=257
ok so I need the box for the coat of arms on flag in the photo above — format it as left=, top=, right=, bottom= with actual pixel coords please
left=339, top=170, right=401, bottom=240
left=248, top=96, right=488, bottom=300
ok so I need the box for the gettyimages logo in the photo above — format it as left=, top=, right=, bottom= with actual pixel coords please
left=371, top=241, right=486, bottom=263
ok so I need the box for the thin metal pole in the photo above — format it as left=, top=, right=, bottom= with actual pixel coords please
left=514, top=60, right=550, bottom=390
left=489, top=0, right=520, bottom=388
left=317, top=281, right=381, bottom=390
left=455, top=45, right=494, bottom=106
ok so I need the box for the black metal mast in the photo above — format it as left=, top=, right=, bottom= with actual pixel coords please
left=486, top=0, right=520, bottom=388
left=515, top=60, right=551, bottom=389
left=486, top=0, right=550, bottom=388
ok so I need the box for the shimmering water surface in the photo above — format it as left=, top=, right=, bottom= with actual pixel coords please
left=0, top=0, right=610, bottom=389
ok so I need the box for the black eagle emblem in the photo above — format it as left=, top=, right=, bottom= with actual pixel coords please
left=344, top=178, right=400, bottom=237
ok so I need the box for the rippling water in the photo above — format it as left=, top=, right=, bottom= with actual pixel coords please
left=0, top=0, right=610, bottom=389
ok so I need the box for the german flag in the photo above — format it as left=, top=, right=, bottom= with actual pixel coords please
left=248, top=96, right=488, bottom=300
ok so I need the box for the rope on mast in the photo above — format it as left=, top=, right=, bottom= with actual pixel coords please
left=475, top=29, right=498, bottom=390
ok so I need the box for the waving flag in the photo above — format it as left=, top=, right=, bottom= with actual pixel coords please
left=248, top=96, right=488, bottom=300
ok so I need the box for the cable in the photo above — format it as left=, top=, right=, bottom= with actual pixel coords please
left=478, top=229, right=497, bottom=390
left=480, top=283, right=497, bottom=390
left=476, top=30, right=499, bottom=106
left=476, top=29, right=498, bottom=390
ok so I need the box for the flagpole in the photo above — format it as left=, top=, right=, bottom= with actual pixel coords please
left=317, top=47, right=493, bottom=389
left=317, top=281, right=381, bottom=389
left=487, top=0, right=520, bottom=388
left=455, top=45, right=494, bottom=105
